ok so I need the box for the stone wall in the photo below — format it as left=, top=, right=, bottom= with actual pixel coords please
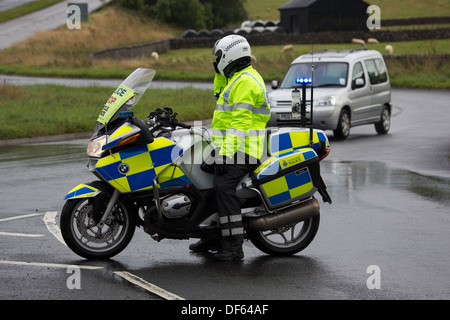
left=90, top=28, right=450, bottom=60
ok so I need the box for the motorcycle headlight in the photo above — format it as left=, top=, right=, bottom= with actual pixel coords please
left=317, top=95, right=336, bottom=106
left=87, top=135, right=107, bottom=158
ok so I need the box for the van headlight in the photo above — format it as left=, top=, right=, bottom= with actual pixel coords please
left=317, top=95, right=336, bottom=106
left=87, top=135, right=107, bottom=158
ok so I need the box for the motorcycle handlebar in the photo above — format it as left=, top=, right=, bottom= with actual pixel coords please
left=173, top=121, right=191, bottom=129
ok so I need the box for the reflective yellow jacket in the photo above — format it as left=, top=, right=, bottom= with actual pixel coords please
left=211, top=66, right=270, bottom=160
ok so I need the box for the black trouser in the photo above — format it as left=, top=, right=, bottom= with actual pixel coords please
left=213, top=163, right=253, bottom=251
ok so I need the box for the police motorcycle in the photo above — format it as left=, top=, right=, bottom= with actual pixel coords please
left=60, top=68, right=332, bottom=259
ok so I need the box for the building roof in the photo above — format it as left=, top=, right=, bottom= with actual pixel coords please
left=278, top=0, right=318, bottom=10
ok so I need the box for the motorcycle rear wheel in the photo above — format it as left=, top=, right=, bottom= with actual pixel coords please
left=60, top=197, right=136, bottom=259
left=247, top=214, right=320, bottom=256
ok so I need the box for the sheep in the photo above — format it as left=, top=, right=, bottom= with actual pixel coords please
left=352, top=38, right=366, bottom=46
left=367, top=38, right=379, bottom=44
left=281, top=45, right=293, bottom=52
left=385, top=45, right=394, bottom=54
left=151, top=51, right=159, bottom=60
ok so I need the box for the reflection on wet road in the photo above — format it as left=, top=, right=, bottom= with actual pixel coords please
left=0, top=88, right=449, bottom=300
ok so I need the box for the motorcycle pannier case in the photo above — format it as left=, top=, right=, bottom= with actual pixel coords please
left=252, top=131, right=321, bottom=209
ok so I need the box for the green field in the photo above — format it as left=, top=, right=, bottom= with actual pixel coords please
left=0, top=84, right=214, bottom=140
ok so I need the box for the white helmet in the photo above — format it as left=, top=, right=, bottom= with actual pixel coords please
left=212, top=35, right=251, bottom=77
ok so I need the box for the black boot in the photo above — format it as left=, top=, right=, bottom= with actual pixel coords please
left=189, top=238, right=221, bottom=253
left=213, top=236, right=244, bottom=261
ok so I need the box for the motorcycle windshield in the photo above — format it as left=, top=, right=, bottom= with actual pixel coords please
left=96, top=68, right=156, bottom=125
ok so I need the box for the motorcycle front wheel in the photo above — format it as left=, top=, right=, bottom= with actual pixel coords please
left=60, top=197, right=136, bottom=259
left=247, top=214, right=320, bottom=256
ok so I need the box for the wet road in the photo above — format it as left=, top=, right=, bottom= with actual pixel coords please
left=0, top=0, right=112, bottom=49
left=0, top=89, right=449, bottom=302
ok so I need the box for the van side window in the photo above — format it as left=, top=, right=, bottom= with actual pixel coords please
left=352, top=62, right=365, bottom=86
left=365, top=58, right=388, bottom=84
left=374, top=58, right=388, bottom=83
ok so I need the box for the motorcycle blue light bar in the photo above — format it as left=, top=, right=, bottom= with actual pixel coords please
left=295, top=77, right=312, bottom=84
left=119, top=111, right=134, bottom=118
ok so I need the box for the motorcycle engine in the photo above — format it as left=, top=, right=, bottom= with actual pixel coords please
left=161, top=193, right=191, bottom=218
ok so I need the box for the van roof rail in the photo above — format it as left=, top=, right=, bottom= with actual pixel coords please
left=349, top=48, right=368, bottom=53
left=310, top=49, right=328, bottom=54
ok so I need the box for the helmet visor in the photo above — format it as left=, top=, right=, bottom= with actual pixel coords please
left=214, top=49, right=222, bottom=65
left=212, top=39, right=223, bottom=62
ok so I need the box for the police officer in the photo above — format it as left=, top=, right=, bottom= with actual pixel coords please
left=189, top=35, right=270, bottom=261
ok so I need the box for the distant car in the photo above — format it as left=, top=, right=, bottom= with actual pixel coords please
left=267, top=49, right=392, bottom=139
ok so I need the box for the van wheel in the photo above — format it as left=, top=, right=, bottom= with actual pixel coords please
left=375, top=105, right=390, bottom=134
left=333, top=109, right=350, bottom=139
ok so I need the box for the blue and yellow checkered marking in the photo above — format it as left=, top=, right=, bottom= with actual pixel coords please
left=64, top=184, right=100, bottom=200
left=270, top=131, right=327, bottom=156
left=95, top=138, right=189, bottom=193
left=261, top=168, right=313, bottom=206
left=254, top=149, right=317, bottom=207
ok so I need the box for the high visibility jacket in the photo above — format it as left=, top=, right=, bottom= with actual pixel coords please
left=211, top=66, right=270, bottom=160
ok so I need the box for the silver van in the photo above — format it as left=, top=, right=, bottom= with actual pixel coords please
left=267, top=49, right=392, bottom=139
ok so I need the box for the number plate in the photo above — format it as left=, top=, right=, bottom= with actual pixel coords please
left=279, top=113, right=292, bottom=120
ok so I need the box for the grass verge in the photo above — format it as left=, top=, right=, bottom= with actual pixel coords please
left=1, top=39, right=449, bottom=88
left=0, top=84, right=214, bottom=140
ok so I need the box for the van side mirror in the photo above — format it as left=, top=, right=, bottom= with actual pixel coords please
left=352, top=78, right=365, bottom=90
left=271, top=80, right=279, bottom=90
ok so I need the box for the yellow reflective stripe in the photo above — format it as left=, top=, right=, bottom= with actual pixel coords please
left=289, top=131, right=320, bottom=149
left=289, top=182, right=313, bottom=198
left=108, top=176, right=130, bottom=193
left=110, top=123, right=134, bottom=140
left=123, top=152, right=153, bottom=175
left=97, top=152, right=121, bottom=167
left=253, top=156, right=276, bottom=174
left=148, top=137, right=175, bottom=151
left=262, top=178, right=289, bottom=198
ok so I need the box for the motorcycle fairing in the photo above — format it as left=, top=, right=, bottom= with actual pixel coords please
left=102, top=122, right=141, bottom=150
left=64, top=184, right=100, bottom=200
left=94, top=137, right=189, bottom=193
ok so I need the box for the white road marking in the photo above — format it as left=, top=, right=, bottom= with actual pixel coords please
left=0, top=259, right=104, bottom=270
left=43, top=211, right=67, bottom=246
left=0, top=212, right=181, bottom=300
left=0, top=212, right=44, bottom=222
left=0, top=232, right=43, bottom=237
left=114, top=271, right=185, bottom=300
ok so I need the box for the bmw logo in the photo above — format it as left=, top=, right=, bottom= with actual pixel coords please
left=118, top=163, right=129, bottom=174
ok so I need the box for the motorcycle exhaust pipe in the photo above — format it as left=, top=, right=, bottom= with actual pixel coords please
left=248, top=198, right=319, bottom=231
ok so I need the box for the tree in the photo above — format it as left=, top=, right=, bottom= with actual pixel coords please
left=117, top=0, right=248, bottom=30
